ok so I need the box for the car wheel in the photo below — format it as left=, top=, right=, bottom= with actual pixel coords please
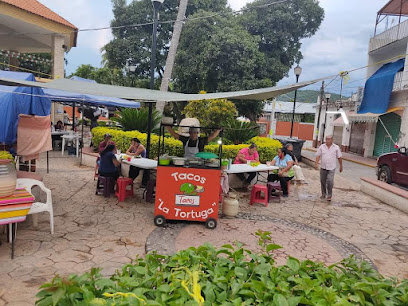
left=378, top=166, right=392, bottom=184
left=154, top=215, right=166, bottom=227
left=205, top=218, right=217, bottom=229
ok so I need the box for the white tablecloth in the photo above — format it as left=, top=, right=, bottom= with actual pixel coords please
left=225, top=164, right=279, bottom=174
left=116, top=155, right=157, bottom=170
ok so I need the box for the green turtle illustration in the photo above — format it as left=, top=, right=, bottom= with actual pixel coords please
left=180, top=183, right=196, bottom=195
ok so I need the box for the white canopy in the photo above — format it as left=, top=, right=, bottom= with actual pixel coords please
left=0, top=76, right=326, bottom=102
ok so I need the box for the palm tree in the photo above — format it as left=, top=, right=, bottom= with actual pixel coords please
left=156, top=0, right=189, bottom=115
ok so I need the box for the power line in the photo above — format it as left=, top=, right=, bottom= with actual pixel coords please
left=0, top=0, right=288, bottom=37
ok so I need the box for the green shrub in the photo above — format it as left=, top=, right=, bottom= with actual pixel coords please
left=93, top=128, right=281, bottom=161
left=223, top=119, right=259, bottom=144
left=205, top=136, right=281, bottom=162
left=92, top=127, right=183, bottom=157
left=36, top=231, right=408, bottom=305
left=98, top=121, right=107, bottom=127
left=112, top=107, right=161, bottom=133
left=0, top=151, right=13, bottom=161
left=248, top=136, right=282, bottom=162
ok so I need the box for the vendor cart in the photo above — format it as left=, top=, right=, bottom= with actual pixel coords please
left=154, top=124, right=222, bottom=229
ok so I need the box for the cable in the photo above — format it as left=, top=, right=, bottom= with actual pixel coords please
left=0, top=61, right=52, bottom=77
left=0, top=0, right=288, bottom=37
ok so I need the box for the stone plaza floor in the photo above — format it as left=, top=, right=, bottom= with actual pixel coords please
left=0, top=152, right=407, bottom=305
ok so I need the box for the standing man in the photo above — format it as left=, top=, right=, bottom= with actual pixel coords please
left=166, top=126, right=221, bottom=158
left=315, top=135, right=343, bottom=201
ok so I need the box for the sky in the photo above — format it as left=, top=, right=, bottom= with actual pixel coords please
left=38, top=0, right=389, bottom=95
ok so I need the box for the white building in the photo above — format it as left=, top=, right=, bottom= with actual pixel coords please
left=316, top=0, right=408, bottom=157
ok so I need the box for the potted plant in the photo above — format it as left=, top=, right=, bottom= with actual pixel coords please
left=0, top=151, right=17, bottom=197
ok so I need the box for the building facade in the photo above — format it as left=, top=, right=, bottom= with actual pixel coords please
left=258, top=101, right=316, bottom=141
left=316, top=0, right=408, bottom=157
left=0, top=0, right=77, bottom=123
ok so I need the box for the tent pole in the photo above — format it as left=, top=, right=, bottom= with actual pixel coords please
left=80, top=102, right=84, bottom=165
left=72, top=102, right=75, bottom=131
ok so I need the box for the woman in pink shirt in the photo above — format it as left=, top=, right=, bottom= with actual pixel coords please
left=234, top=144, right=259, bottom=188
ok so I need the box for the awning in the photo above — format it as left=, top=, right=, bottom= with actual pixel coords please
left=0, top=76, right=326, bottom=102
left=358, top=59, right=404, bottom=114
left=378, top=0, right=408, bottom=16
left=349, top=107, right=404, bottom=122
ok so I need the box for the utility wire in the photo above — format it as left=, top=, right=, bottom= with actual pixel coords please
left=0, top=0, right=288, bottom=37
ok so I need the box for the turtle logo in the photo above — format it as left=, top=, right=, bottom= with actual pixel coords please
left=180, top=183, right=204, bottom=195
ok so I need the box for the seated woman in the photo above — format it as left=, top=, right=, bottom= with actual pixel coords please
left=126, top=138, right=146, bottom=157
left=99, top=144, right=120, bottom=181
left=234, top=143, right=259, bottom=188
left=285, top=144, right=305, bottom=181
left=54, top=120, right=64, bottom=131
left=127, top=138, right=147, bottom=182
left=268, top=148, right=294, bottom=197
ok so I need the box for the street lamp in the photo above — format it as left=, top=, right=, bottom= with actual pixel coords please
left=128, top=65, right=136, bottom=87
left=321, top=93, right=331, bottom=143
left=146, top=0, right=164, bottom=158
left=290, top=64, right=302, bottom=138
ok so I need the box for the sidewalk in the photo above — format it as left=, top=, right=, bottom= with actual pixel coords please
left=303, top=147, right=377, bottom=168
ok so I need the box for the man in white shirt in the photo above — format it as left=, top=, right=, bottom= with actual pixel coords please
left=315, top=135, right=343, bottom=201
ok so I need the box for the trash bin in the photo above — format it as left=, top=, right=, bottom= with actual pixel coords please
left=274, top=137, right=305, bottom=162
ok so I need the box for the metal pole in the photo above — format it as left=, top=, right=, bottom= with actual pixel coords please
left=147, top=1, right=161, bottom=158
left=315, top=81, right=324, bottom=148
left=290, top=75, right=300, bottom=138
left=322, top=100, right=328, bottom=143
left=72, top=102, right=75, bottom=131
left=80, top=102, right=84, bottom=165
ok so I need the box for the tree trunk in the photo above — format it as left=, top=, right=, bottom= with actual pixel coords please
left=156, top=0, right=189, bottom=115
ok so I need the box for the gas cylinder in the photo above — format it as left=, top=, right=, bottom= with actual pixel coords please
left=222, top=193, right=239, bottom=218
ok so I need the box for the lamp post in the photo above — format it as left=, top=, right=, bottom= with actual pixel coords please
left=321, top=93, right=331, bottom=143
left=290, top=64, right=302, bottom=138
left=128, top=65, right=136, bottom=87
left=147, top=0, right=164, bottom=158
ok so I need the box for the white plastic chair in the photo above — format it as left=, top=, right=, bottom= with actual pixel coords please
left=16, top=178, right=54, bottom=234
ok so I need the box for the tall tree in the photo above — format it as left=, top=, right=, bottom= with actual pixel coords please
left=102, top=0, right=228, bottom=79
left=156, top=0, right=189, bottom=115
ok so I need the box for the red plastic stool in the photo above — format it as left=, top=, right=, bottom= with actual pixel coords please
left=115, top=177, right=134, bottom=202
left=250, top=184, right=268, bottom=207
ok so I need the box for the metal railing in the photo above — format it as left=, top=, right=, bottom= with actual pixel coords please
left=393, top=71, right=404, bottom=91
left=369, top=19, right=408, bottom=52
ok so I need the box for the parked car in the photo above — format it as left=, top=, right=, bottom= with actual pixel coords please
left=377, top=147, right=408, bottom=186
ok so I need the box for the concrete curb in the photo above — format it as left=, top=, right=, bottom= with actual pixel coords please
left=360, top=177, right=408, bottom=214
left=303, top=148, right=376, bottom=168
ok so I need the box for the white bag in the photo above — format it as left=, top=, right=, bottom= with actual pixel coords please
left=293, top=165, right=305, bottom=181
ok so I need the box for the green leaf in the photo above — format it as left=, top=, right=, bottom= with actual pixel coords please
left=266, top=244, right=282, bottom=252
left=52, top=288, right=65, bottom=306
left=234, top=267, right=248, bottom=279
left=273, top=294, right=289, bottom=306
left=254, top=263, right=271, bottom=275
left=287, top=258, right=300, bottom=272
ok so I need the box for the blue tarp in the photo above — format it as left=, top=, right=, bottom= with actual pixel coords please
left=358, top=59, right=405, bottom=114
left=0, top=70, right=51, bottom=145
left=42, top=77, right=140, bottom=109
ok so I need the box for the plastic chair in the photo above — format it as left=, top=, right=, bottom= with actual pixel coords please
left=250, top=184, right=268, bottom=207
left=16, top=178, right=54, bottom=234
left=267, top=181, right=290, bottom=201
left=115, top=177, right=134, bottom=202
left=96, top=176, right=115, bottom=197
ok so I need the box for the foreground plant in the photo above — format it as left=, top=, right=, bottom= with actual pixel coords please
left=36, top=231, right=408, bottom=305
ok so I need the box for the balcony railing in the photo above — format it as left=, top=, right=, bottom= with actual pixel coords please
left=369, top=19, right=408, bottom=52
left=393, top=71, right=404, bottom=91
